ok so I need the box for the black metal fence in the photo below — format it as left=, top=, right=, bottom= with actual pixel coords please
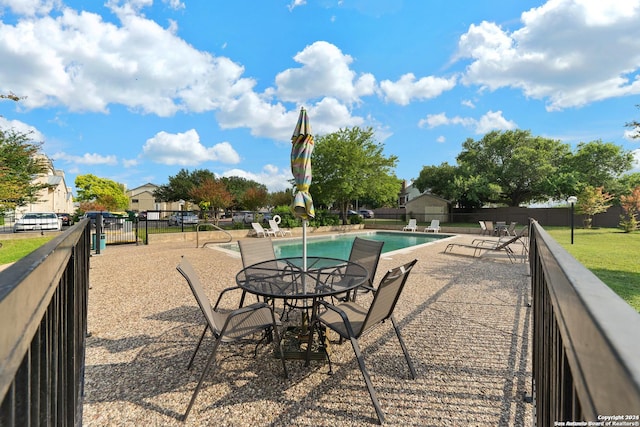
left=0, top=220, right=91, bottom=426
left=528, top=220, right=640, bottom=425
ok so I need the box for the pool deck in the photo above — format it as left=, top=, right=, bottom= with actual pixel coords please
left=83, top=232, right=533, bottom=426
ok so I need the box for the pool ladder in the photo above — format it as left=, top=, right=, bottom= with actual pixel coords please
left=196, top=223, right=233, bottom=248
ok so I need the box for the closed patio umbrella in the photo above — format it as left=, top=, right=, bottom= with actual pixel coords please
left=291, top=107, right=315, bottom=271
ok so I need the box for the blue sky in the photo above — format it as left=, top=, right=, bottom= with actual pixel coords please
left=1, top=0, right=639, bottom=195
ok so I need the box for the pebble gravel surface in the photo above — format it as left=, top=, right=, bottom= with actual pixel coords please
left=83, top=233, right=533, bottom=426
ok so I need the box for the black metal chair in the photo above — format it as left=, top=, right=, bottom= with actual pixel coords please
left=177, top=256, right=288, bottom=420
left=309, top=259, right=418, bottom=424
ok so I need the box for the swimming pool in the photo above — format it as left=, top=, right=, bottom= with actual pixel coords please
left=217, top=231, right=450, bottom=259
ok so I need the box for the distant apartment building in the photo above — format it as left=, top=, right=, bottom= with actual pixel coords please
left=16, top=156, right=74, bottom=216
left=126, top=183, right=184, bottom=212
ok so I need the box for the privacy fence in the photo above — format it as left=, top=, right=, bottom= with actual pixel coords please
left=528, top=220, right=640, bottom=425
left=0, top=220, right=91, bottom=426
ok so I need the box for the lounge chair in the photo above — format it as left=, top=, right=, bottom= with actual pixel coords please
left=268, top=219, right=292, bottom=237
left=444, top=227, right=528, bottom=263
left=424, top=219, right=440, bottom=233
left=176, top=257, right=288, bottom=420
left=484, top=221, right=495, bottom=236
left=479, top=220, right=488, bottom=235
left=251, top=222, right=276, bottom=238
left=308, top=259, right=418, bottom=424
left=402, top=219, right=417, bottom=232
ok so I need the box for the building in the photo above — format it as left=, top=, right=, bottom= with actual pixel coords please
left=126, top=183, right=184, bottom=213
left=404, top=193, right=451, bottom=223
left=16, top=156, right=74, bottom=216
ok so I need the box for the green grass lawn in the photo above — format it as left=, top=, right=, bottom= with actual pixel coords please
left=545, top=227, right=640, bottom=312
left=0, top=236, right=55, bottom=265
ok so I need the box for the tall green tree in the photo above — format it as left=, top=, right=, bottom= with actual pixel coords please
left=568, top=140, right=633, bottom=191
left=154, top=168, right=216, bottom=203
left=75, top=174, right=129, bottom=211
left=220, top=176, right=267, bottom=210
left=269, top=189, right=293, bottom=207
left=312, top=127, right=400, bottom=224
left=0, top=128, right=49, bottom=211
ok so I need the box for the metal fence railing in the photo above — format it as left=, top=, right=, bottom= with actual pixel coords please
left=528, top=220, right=640, bottom=425
left=0, top=220, right=91, bottom=426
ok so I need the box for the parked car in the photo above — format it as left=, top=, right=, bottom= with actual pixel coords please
left=14, top=212, right=62, bottom=232
left=56, top=212, right=74, bottom=226
left=232, top=211, right=254, bottom=224
left=168, top=212, right=199, bottom=226
left=82, top=211, right=116, bottom=228
left=358, top=209, right=374, bottom=219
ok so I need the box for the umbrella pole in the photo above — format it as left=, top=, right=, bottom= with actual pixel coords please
left=302, top=219, right=308, bottom=272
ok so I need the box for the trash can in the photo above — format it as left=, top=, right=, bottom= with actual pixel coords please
left=91, top=233, right=106, bottom=251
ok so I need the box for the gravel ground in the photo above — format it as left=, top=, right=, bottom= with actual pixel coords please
left=83, top=233, right=533, bottom=426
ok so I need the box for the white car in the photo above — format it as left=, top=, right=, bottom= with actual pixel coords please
left=168, top=212, right=199, bottom=226
left=14, top=212, right=62, bottom=232
left=232, top=211, right=254, bottom=224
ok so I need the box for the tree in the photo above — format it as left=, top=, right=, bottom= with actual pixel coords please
left=619, top=186, right=640, bottom=232
left=625, top=105, right=640, bottom=140
left=455, top=130, right=573, bottom=206
left=0, top=128, right=49, bottom=211
left=220, top=176, right=268, bottom=210
left=241, top=187, right=268, bottom=213
left=269, top=189, right=293, bottom=207
left=575, top=186, right=614, bottom=229
left=75, top=174, right=129, bottom=211
left=568, top=140, right=633, bottom=191
left=154, top=168, right=216, bottom=204
left=189, top=178, right=233, bottom=223
left=312, top=127, right=400, bottom=224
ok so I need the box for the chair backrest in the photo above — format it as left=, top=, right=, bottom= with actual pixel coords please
left=408, top=219, right=416, bottom=227
left=485, top=221, right=494, bottom=232
left=238, top=238, right=276, bottom=268
left=349, top=237, right=384, bottom=287
left=177, top=257, right=224, bottom=333
left=479, top=220, right=487, bottom=231
left=357, top=259, right=418, bottom=337
left=429, top=220, right=439, bottom=228
left=507, top=222, right=517, bottom=233
left=268, top=219, right=280, bottom=231
left=251, top=222, right=265, bottom=233
left=494, top=227, right=528, bottom=250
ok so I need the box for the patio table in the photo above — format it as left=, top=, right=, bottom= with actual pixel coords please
left=236, top=256, right=368, bottom=360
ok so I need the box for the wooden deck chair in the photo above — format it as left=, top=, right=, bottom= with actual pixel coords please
left=402, top=218, right=417, bottom=232
left=308, top=259, right=418, bottom=424
left=176, top=257, right=288, bottom=420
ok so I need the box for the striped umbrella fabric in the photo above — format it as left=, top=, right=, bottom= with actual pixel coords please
left=291, top=107, right=315, bottom=220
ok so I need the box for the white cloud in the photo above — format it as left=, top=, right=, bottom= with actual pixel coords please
left=52, top=152, right=118, bottom=165
left=0, top=5, right=255, bottom=116
left=624, top=129, right=640, bottom=141
left=0, top=116, right=45, bottom=141
left=222, top=165, right=293, bottom=192
left=631, top=148, right=640, bottom=172
left=0, top=0, right=60, bottom=16
left=274, top=41, right=376, bottom=104
left=419, top=110, right=516, bottom=134
left=456, top=0, right=640, bottom=110
left=462, top=99, right=475, bottom=108
left=380, top=73, right=456, bottom=105
left=436, top=136, right=446, bottom=143
left=142, top=129, right=241, bottom=166
left=288, top=0, right=306, bottom=12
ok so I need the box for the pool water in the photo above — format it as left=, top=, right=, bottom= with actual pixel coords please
left=221, top=231, right=447, bottom=259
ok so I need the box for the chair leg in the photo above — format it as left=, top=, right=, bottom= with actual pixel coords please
left=183, top=338, right=222, bottom=421
left=390, top=316, right=416, bottom=379
left=187, top=325, right=209, bottom=370
left=349, top=337, right=385, bottom=424
left=271, top=317, right=289, bottom=379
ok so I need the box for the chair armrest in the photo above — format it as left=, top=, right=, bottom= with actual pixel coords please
left=214, top=285, right=243, bottom=310
left=315, top=300, right=358, bottom=338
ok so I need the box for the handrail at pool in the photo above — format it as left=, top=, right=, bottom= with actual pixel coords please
left=529, top=220, right=640, bottom=424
